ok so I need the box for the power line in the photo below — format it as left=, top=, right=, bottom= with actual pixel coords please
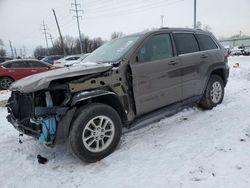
left=85, top=0, right=184, bottom=20
left=70, top=0, right=84, bottom=53
left=85, top=0, right=176, bottom=15
left=41, top=21, right=49, bottom=55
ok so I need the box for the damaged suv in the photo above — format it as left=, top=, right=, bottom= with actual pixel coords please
left=7, top=28, right=229, bottom=162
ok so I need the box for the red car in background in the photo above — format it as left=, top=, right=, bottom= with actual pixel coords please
left=0, top=59, right=58, bottom=90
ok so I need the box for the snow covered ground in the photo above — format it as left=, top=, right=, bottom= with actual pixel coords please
left=0, top=56, right=250, bottom=188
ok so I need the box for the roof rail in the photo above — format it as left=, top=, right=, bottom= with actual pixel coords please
left=160, top=27, right=170, bottom=29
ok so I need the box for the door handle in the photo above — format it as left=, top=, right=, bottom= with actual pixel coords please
left=31, top=70, right=37, bottom=72
left=201, top=54, right=208, bottom=59
left=168, top=61, right=178, bottom=65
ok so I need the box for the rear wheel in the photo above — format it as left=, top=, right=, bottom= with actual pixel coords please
left=199, top=75, right=225, bottom=109
left=0, top=77, right=14, bottom=90
left=69, top=103, right=122, bottom=163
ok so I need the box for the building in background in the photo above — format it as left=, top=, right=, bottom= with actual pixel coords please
left=220, top=37, right=250, bottom=51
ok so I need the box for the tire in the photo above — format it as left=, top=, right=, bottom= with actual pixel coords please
left=0, top=77, right=14, bottom=90
left=69, top=103, right=122, bottom=163
left=199, top=75, right=225, bottom=109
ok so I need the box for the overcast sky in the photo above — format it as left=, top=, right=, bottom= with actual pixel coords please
left=0, top=0, right=250, bottom=56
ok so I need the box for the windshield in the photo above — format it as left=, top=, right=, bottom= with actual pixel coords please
left=83, top=36, right=140, bottom=63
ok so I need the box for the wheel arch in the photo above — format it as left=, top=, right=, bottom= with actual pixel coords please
left=71, top=90, right=128, bottom=123
left=210, top=68, right=227, bottom=85
left=0, top=75, right=15, bottom=81
left=55, top=90, right=127, bottom=144
left=202, top=64, right=228, bottom=93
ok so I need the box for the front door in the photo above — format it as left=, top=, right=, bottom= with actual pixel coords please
left=130, top=33, right=182, bottom=116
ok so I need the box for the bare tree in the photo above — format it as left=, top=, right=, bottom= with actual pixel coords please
left=0, top=39, right=4, bottom=46
left=34, top=34, right=104, bottom=57
left=0, top=48, right=6, bottom=57
left=0, top=38, right=6, bottom=57
left=203, top=25, right=212, bottom=32
left=193, top=21, right=212, bottom=32
left=111, top=32, right=124, bottom=40
left=33, top=46, right=46, bottom=57
left=196, top=21, right=202, bottom=29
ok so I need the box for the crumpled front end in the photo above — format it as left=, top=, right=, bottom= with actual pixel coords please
left=6, top=91, right=69, bottom=145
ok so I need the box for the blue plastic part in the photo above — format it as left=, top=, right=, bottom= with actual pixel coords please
left=34, top=116, right=57, bottom=144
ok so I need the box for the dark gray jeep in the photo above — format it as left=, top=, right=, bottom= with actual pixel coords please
left=6, top=28, right=229, bottom=162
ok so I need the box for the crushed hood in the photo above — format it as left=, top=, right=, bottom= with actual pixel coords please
left=10, top=62, right=112, bottom=93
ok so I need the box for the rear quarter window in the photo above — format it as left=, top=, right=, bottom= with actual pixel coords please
left=195, top=34, right=218, bottom=51
left=173, top=33, right=199, bottom=55
left=27, top=61, right=47, bottom=67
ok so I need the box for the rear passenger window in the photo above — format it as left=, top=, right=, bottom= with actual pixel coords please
left=173, top=33, right=199, bottom=55
left=196, top=34, right=218, bottom=50
left=4, top=61, right=28, bottom=68
left=138, top=34, right=173, bottom=63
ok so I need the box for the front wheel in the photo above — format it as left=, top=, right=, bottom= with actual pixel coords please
left=199, top=75, right=225, bottom=109
left=69, top=103, right=122, bottom=163
left=0, top=77, right=14, bottom=90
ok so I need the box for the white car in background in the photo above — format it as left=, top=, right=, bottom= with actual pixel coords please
left=54, top=54, right=89, bottom=67
left=70, top=53, right=90, bottom=66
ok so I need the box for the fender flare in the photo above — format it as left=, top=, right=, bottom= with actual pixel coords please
left=71, top=90, right=118, bottom=106
left=202, top=63, right=229, bottom=94
left=55, top=90, right=127, bottom=144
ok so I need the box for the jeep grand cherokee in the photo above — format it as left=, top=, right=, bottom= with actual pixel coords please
left=6, top=28, right=229, bottom=162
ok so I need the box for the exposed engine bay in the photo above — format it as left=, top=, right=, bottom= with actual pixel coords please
left=7, top=90, right=70, bottom=145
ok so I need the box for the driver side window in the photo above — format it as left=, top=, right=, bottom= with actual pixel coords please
left=138, top=33, right=173, bottom=63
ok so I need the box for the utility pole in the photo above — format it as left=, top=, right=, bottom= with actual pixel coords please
left=48, top=34, right=54, bottom=48
left=22, top=46, right=26, bottom=58
left=9, top=40, right=14, bottom=57
left=194, top=0, right=197, bottom=29
left=70, top=0, right=84, bottom=53
left=19, top=49, right=23, bottom=58
left=41, top=20, right=49, bottom=55
left=52, top=9, right=67, bottom=56
left=160, top=15, right=164, bottom=28
left=14, top=48, right=17, bottom=57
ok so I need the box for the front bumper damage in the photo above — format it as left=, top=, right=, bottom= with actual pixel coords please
left=6, top=91, right=68, bottom=145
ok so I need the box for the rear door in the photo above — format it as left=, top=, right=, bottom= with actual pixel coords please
left=194, top=33, right=221, bottom=93
left=4, top=61, right=31, bottom=80
left=130, top=33, right=182, bottom=115
left=173, top=32, right=205, bottom=100
left=26, top=61, right=50, bottom=74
